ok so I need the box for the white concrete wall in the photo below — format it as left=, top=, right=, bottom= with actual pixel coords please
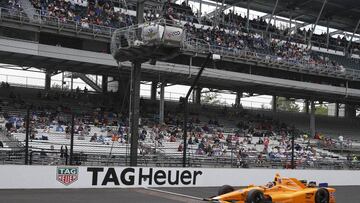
left=1, top=165, right=360, bottom=189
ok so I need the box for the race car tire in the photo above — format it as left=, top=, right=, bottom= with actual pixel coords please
left=218, top=185, right=234, bottom=195
left=315, top=188, right=329, bottom=203
left=246, top=189, right=265, bottom=203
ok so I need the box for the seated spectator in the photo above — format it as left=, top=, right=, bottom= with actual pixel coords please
left=56, top=124, right=64, bottom=132
left=78, top=133, right=85, bottom=140
left=202, top=124, right=210, bottom=132
left=90, top=133, right=97, bottom=142
left=188, top=136, right=194, bottom=144
left=177, top=143, right=183, bottom=152
left=111, top=134, right=119, bottom=141
left=169, top=134, right=176, bottom=142
left=97, top=135, right=105, bottom=143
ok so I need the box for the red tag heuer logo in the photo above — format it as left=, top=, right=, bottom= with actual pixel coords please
left=57, top=167, right=79, bottom=185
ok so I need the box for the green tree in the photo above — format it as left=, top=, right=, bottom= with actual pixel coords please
left=275, top=97, right=300, bottom=112
left=315, top=104, right=328, bottom=115
left=201, top=91, right=223, bottom=105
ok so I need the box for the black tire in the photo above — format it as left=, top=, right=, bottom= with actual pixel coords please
left=218, top=185, right=234, bottom=195
left=315, top=188, right=329, bottom=203
left=246, top=189, right=265, bottom=203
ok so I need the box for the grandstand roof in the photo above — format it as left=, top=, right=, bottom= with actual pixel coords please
left=217, top=0, right=360, bottom=34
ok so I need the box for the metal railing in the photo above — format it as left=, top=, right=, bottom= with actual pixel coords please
left=0, top=7, right=118, bottom=39
left=1, top=6, right=360, bottom=80
left=1, top=142, right=359, bottom=169
left=182, top=37, right=360, bottom=80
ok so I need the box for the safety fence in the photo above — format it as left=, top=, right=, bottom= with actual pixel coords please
left=1, top=137, right=359, bottom=170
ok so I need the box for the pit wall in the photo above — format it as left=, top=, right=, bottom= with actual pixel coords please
left=2, top=165, right=360, bottom=189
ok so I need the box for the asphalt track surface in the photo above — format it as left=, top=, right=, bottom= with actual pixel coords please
left=0, top=186, right=358, bottom=203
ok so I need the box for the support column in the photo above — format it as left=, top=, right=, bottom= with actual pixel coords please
left=272, top=95, right=277, bottom=113
left=310, top=101, right=316, bottom=137
left=305, top=99, right=310, bottom=114
left=235, top=91, right=243, bottom=108
left=326, top=19, right=330, bottom=48
left=345, top=103, right=356, bottom=119
left=335, top=102, right=339, bottom=117
left=117, top=77, right=122, bottom=93
left=45, top=70, right=51, bottom=91
left=199, top=0, right=202, bottom=18
left=266, top=0, right=279, bottom=32
left=102, top=75, right=108, bottom=93
left=71, top=73, right=74, bottom=92
left=129, top=62, right=141, bottom=166
left=195, top=87, right=202, bottom=105
left=246, top=0, right=250, bottom=30
left=289, top=14, right=292, bottom=31
left=61, top=72, right=65, bottom=91
left=308, top=0, right=327, bottom=47
left=159, top=82, right=165, bottom=124
left=128, top=0, right=144, bottom=167
left=151, top=81, right=157, bottom=100
left=346, top=19, right=360, bottom=53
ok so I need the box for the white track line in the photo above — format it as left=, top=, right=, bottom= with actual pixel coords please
left=143, top=187, right=205, bottom=201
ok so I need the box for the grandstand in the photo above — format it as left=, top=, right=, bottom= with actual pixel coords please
left=0, top=0, right=360, bottom=170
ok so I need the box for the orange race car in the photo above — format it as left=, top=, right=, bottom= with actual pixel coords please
left=206, top=174, right=335, bottom=203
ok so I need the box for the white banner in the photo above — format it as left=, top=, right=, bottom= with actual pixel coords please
left=162, top=26, right=183, bottom=45
left=142, top=25, right=164, bottom=42
left=2, top=165, right=360, bottom=189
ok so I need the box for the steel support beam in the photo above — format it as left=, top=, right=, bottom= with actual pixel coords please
left=129, top=1, right=144, bottom=167
left=272, top=95, right=277, bottom=113
left=183, top=53, right=212, bottom=167
left=102, top=75, right=108, bottom=93
left=24, top=108, right=30, bottom=165
left=195, top=87, right=202, bottom=104
left=326, top=19, right=330, bottom=48
left=329, top=30, right=344, bottom=36
left=151, top=81, right=157, bottom=100
left=290, top=22, right=310, bottom=32
left=70, top=113, right=75, bottom=165
left=266, top=0, right=279, bottom=32
left=45, top=70, right=51, bottom=91
left=289, top=13, right=292, bottom=31
left=345, top=103, right=356, bottom=118
left=198, top=0, right=202, bottom=18
left=129, top=62, right=141, bottom=166
left=346, top=19, right=360, bottom=52
left=335, top=102, right=339, bottom=117
left=305, top=100, right=310, bottom=114
left=308, top=0, right=327, bottom=47
left=235, top=91, right=242, bottom=108
left=246, top=0, right=250, bottom=30
left=159, top=82, right=165, bottom=124
left=310, top=101, right=316, bottom=137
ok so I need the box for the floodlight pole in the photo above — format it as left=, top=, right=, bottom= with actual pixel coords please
left=182, top=53, right=212, bottom=167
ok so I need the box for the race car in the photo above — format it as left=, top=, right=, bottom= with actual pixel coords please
left=206, top=174, right=335, bottom=203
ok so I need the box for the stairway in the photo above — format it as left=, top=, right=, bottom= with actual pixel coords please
left=70, top=73, right=102, bottom=92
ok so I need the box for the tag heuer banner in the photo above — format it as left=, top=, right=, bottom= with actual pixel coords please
left=57, top=167, right=79, bottom=185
